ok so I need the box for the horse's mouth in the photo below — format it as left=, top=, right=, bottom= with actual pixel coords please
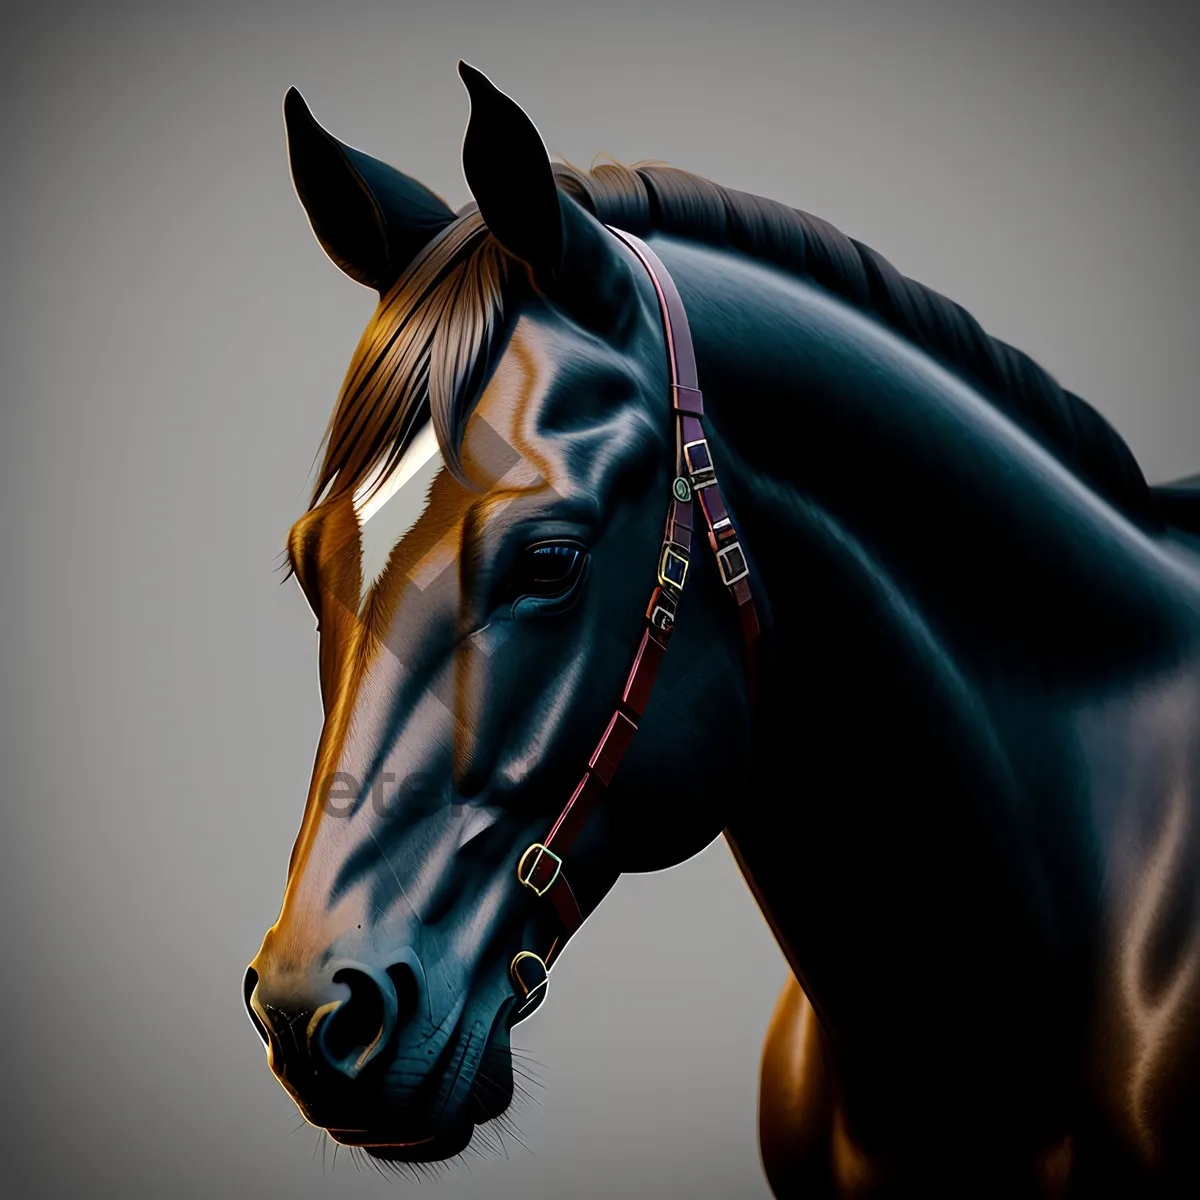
left=327, top=1131, right=436, bottom=1148
left=318, top=1011, right=516, bottom=1163
left=336, top=1064, right=512, bottom=1162
left=329, top=1124, right=476, bottom=1163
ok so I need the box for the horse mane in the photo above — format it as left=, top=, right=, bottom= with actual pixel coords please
left=306, top=210, right=509, bottom=512
left=553, top=160, right=1156, bottom=527
left=305, top=160, right=1157, bottom=533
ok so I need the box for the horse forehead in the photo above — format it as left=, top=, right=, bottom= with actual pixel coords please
left=349, top=381, right=548, bottom=612
left=349, top=312, right=626, bottom=612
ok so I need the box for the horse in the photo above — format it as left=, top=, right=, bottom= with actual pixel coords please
left=244, top=62, right=1200, bottom=1197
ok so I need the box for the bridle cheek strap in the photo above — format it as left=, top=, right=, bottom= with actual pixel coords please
left=510, top=229, right=760, bottom=1007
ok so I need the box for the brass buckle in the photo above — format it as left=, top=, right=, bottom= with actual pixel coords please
left=658, top=543, right=689, bottom=591
left=517, top=843, right=562, bottom=897
left=716, top=540, right=749, bottom=585
left=510, top=951, right=550, bottom=1015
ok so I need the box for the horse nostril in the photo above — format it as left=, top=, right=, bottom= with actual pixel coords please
left=242, top=966, right=270, bottom=1047
left=315, top=968, right=397, bottom=1077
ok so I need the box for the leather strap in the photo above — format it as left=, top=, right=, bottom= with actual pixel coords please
left=512, top=228, right=760, bottom=984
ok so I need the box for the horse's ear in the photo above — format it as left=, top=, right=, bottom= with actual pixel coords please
left=458, top=62, right=562, bottom=279
left=458, top=62, right=633, bottom=330
left=283, top=87, right=456, bottom=293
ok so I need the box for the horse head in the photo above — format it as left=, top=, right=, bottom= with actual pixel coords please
left=244, top=64, right=754, bottom=1162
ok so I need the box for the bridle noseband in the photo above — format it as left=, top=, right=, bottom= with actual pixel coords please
left=509, top=229, right=760, bottom=1014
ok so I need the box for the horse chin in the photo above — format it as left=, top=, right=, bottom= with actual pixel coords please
left=342, top=1075, right=512, bottom=1165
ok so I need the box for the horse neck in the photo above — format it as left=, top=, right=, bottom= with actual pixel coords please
left=647, top=234, right=1200, bottom=1015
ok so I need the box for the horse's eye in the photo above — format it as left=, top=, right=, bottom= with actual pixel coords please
left=507, top=540, right=588, bottom=602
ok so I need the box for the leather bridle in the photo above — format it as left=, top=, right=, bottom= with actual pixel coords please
left=508, top=229, right=761, bottom=1014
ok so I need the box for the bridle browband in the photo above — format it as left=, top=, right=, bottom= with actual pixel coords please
left=509, top=229, right=760, bottom=1013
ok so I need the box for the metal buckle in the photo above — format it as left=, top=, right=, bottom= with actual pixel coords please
left=683, top=438, right=716, bottom=490
left=716, top=540, right=749, bottom=585
left=510, top=951, right=550, bottom=1015
left=517, top=843, right=562, bottom=897
left=650, top=604, right=675, bottom=633
left=658, top=543, right=689, bottom=591
left=646, top=586, right=677, bottom=634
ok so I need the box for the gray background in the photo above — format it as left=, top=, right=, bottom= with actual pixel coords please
left=3, top=1, right=1197, bottom=1197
